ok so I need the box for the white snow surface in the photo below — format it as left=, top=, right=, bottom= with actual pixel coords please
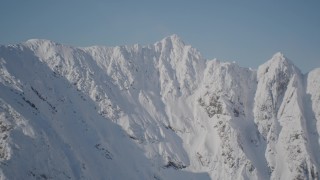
left=0, top=35, right=319, bottom=179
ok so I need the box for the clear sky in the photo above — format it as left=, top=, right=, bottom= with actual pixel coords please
left=1, top=0, right=319, bottom=73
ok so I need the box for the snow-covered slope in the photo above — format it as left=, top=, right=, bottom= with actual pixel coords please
left=0, top=35, right=319, bottom=179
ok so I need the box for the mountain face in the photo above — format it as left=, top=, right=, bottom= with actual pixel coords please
left=0, top=35, right=319, bottom=180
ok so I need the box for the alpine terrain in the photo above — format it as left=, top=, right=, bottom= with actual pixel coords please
left=0, top=35, right=319, bottom=180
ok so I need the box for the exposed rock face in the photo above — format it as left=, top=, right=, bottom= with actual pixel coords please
left=0, top=35, right=319, bottom=179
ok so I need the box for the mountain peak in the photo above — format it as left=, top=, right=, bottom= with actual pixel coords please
left=158, top=34, right=185, bottom=47
left=257, top=52, right=299, bottom=80
left=168, top=34, right=182, bottom=41
left=272, top=51, right=285, bottom=59
left=23, top=39, right=60, bottom=50
left=266, top=52, right=295, bottom=68
left=24, top=39, right=57, bottom=45
left=270, top=52, right=287, bottom=62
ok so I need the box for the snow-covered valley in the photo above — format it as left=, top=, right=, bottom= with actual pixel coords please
left=0, top=35, right=319, bottom=179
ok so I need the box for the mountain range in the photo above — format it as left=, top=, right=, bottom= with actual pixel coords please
left=0, top=35, right=319, bottom=179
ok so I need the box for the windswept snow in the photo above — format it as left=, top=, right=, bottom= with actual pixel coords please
left=0, top=35, right=319, bottom=179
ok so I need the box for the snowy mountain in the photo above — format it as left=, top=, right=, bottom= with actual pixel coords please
left=0, top=35, right=319, bottom=179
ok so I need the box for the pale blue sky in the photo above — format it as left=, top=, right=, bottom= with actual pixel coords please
left=1, top=0, right=319, bottom=72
